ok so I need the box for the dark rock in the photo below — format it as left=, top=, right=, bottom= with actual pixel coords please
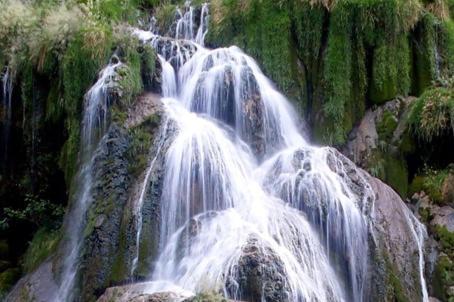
left=226, top=235, right=290, bottom=302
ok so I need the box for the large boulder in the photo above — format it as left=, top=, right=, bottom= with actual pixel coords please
left=342, top=97, right=416, bottom=197
left=5, top=261, right=58, bottom=302
left=96, top=283, right=186, bottom=302
left=327, top=148, right=428, bottom=301
left=226, top=235, right=290, bottom=302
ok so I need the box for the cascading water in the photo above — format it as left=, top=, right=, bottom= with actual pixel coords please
left=130, top=3, right=431, bottom=301
left=56, top=61, right=121, bottom=302
left=1, top=67, right=13, bottom=166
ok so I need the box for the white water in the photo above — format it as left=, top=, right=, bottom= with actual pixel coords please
left=56, top=61, right=121, bottom=302
left=403, top=205, right=429, bottom=302
left=1, top=67, right=13, bottom=164
left=132, top=3, right=383, bottom=301
left=47, top=2, right=429, bottom=300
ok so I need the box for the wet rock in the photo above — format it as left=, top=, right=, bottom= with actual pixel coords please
left=326, top=148, right=427, bottom=301
left=238, top=66, right=265, bottom=159
left=77, top=124, right=132, bottom=301
left=5, top=261, right=58, bottom=302
left=431, top=206, right=454, bottom=232
left=226, top=235, right=290, bottom=302
left=126, top=93, right=164, bottom=129
left=342, top=97, right=416, bottom=197
left=368, top=176, right=427, bottom=301
left=442, top=172, right=454, bottom=207
left=97, top=283, right=185, bottom=302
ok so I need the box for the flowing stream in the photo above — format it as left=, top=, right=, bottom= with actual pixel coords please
left=1, top=67, right=13, bottom=166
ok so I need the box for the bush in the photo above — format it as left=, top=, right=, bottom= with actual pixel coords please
left=409, top=168, right=449, bottom=203
left=409, top=78, right=454, bottom=142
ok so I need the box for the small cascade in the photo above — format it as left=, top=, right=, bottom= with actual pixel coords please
left=195, top=3, right=209, bottom=46
left=403, top=206, right=429, bottom=301
left=258, top=147, right=373, bottom=301
left=56, top=60, right=121, bottom=301
left=82, top=61, right=122, bottom=148
left=175, top=4, right=194, bottom=41
left=131, top=118, right=170, bottom=276
left=1, top=67, right=13, bottom=165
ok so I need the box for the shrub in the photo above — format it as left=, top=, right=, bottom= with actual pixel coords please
left=409, top=78, right=454, bottom=142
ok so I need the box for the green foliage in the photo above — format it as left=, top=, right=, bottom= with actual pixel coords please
left=187, top=292, right=228, bottom=302
left=408, top=79, right=454, bottom=142
left=439, top=19, right=454, bottom=78
left=3, top=194, right=64, bottom=229
left=140, top=44, right=157, bottom=90
left=127, top=126, right=152, bottom=177
left=409, top=168, right=449, bottom=203
left=21, top=227, right=61, bottom=273
left=321, top=2, right=353, bottom=145
left=413, top=14, right=438, bottom=95
left=206, top=0, right=447, bottom=145
left=0, top=268, right=21, bottom=299
left=207, top=0, right=294, bottom=93
left=433, top=254, right=454, bottom=300
left=155, top=4, right=178, bottom=33
left=368, top=150, right=408, bottom=197
left=377, top=110, right=398, bottom=140
left=436, top=225, right=454, bottom=251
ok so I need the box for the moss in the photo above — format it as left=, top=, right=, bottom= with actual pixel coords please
left=187, top=292, right=228, bottom=302
left=383, top=254, right=410, bottom=302
left=139, top=44, right=157, bottom=91
left=377, top=110, right=398, bottom=141
left=385, top=155, right=409, bottom=197
left=0, top=267, right=21, bottom=298
left=408, top=83, right=454, bottom=142
left=433, top=254, right=454, bottom=301
left=409, top=175, right=426, bottom=196
left=320, top=1, right=353, bottom=145
left=127, top=125, right=153, bottom=177
left=155, top=4, right=178, bottom=33
left=59, top=32, right=112, bottom=182
left=410, top=169, right=449, bottom=203
left=21, top=227, right=61, bottom=273
left=368, top=151, right=408, bottom=197
left=435, top=225, right=454, bottom=251
left=412, top=14, right=438, bottom=95
left=439, top=20, right=454, bottom=77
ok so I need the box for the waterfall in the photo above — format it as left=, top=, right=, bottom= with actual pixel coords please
left=403, top=206, right=429, bottom=302
left=1, top=67, right=13, bottom=166
left=56, top=61, right=121, bottom=301
left=131, top=3, right=386, bottom=301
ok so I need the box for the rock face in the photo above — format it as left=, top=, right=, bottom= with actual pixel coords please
left=5, top=92, right=169, bottom=301
left=78, top=124, right=131, bottom=301
left=97, top=283, right=186, bottom=302
left=342, top=97, right=415, bottom=197
left=6, top=261, right=58, bottom=302
left=226, top=235, right=290, bottom=302
left=327, top=149, right=427, bottom=301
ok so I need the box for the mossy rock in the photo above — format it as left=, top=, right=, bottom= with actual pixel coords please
left=0, top=267, right=21, bottom=296
left=377, top=109, right=398, bottom=141
left=21, top=227, right=61, bottom=273
left=410, top=169, right=449, bottom=204
left=433, top=254, right=454, bottom=301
